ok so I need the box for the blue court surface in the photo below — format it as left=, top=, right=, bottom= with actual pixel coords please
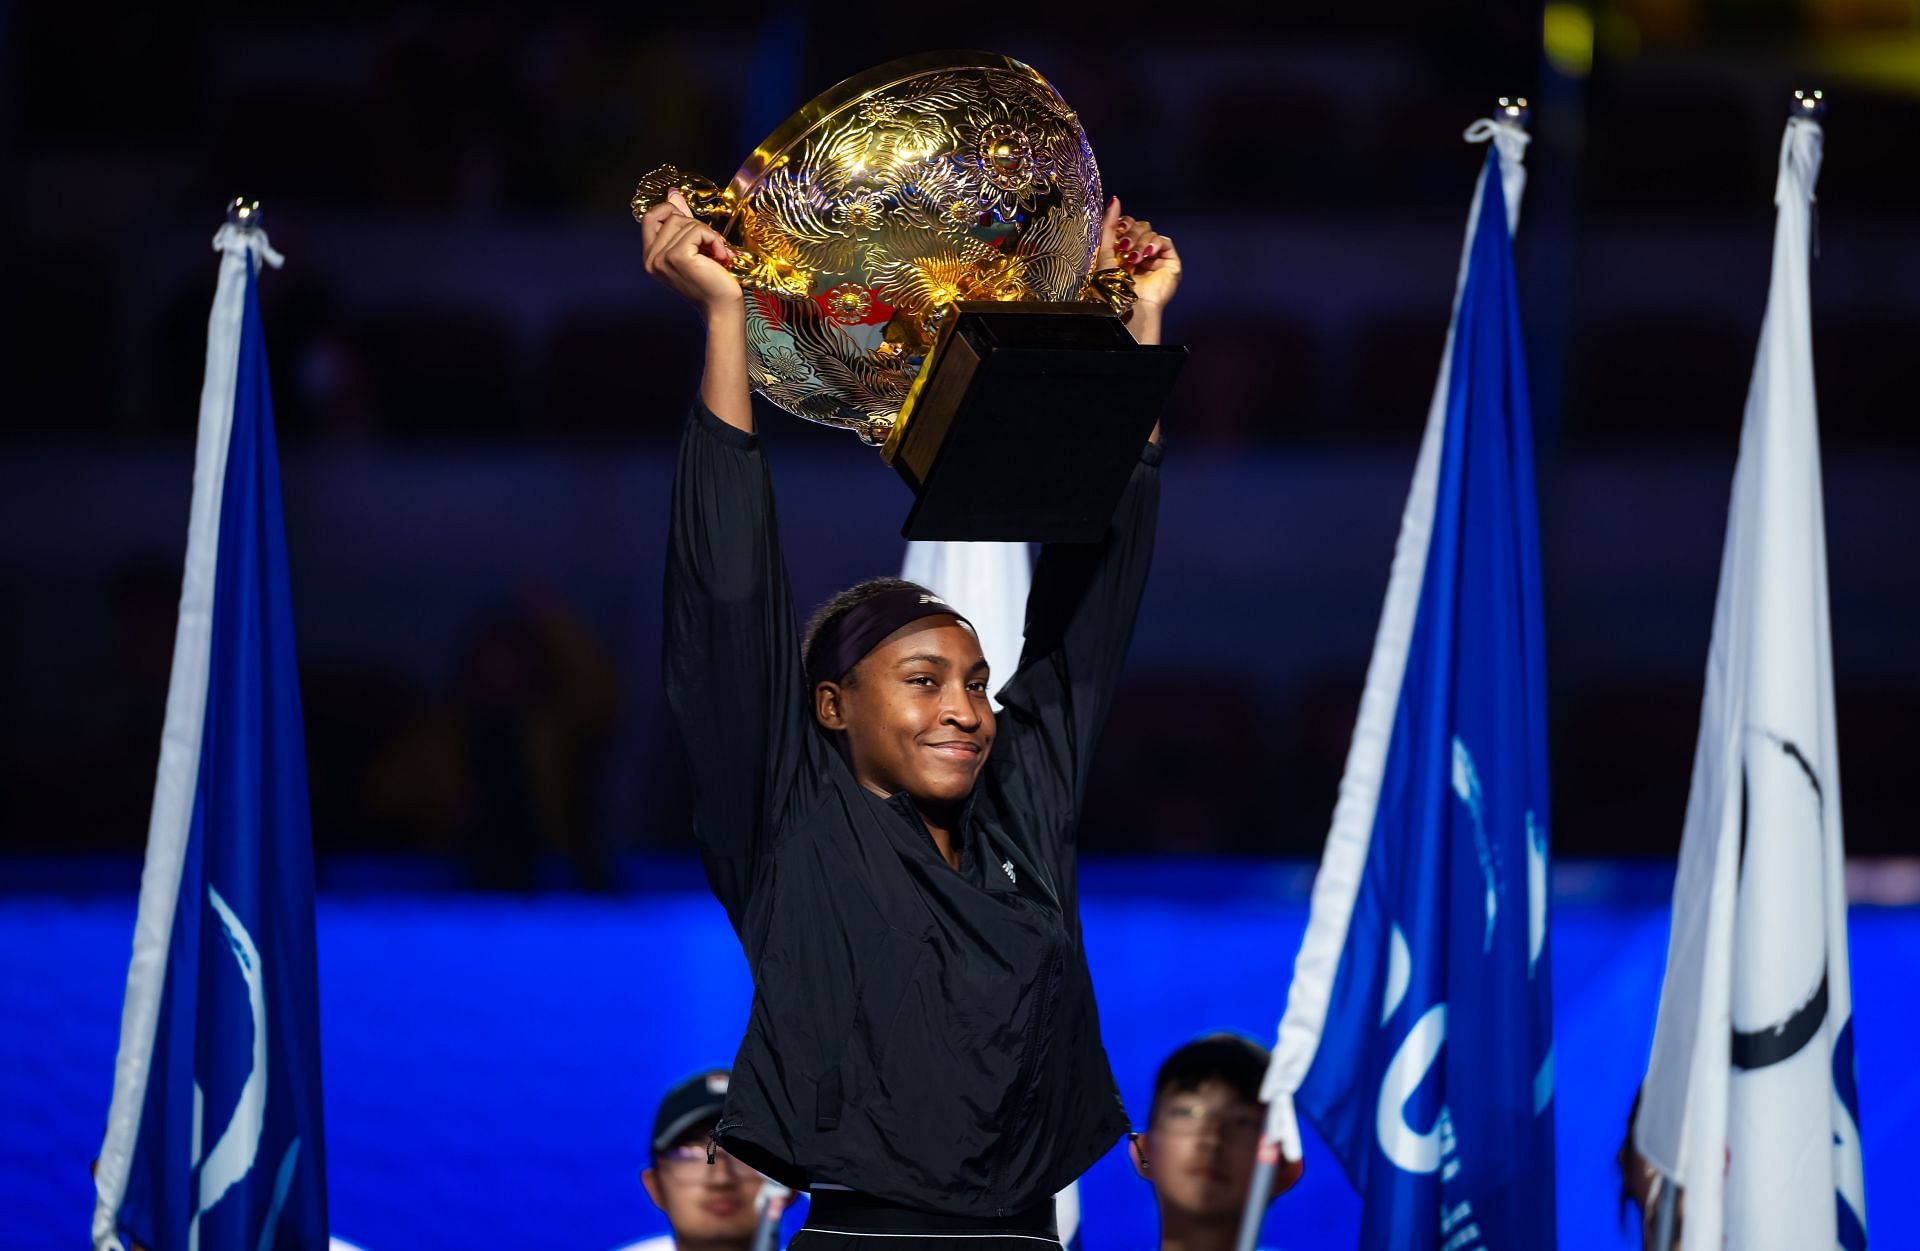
left=3, top=860, right=1913, bottom=1250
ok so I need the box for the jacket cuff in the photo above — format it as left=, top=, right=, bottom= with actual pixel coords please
left=690, top=398, right=759, bottom=449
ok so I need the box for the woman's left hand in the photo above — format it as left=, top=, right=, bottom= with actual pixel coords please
left=1096, top=196, right=1181, bottom=342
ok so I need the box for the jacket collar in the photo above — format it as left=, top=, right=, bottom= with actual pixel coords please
left=876, top=787, right=1013, bottom=891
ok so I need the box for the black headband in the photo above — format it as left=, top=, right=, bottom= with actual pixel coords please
left=805, top=587, right=974, bottom=688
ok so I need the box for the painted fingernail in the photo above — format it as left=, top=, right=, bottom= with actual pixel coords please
left=1143, top=245, right=1156, bottom=257
left=1118, top=236, right=1131, bottom=247
left=1126, top=249, right=1140, bottom=263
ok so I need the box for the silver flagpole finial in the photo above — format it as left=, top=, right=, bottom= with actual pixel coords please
left=227, top=197, right=263, bottom=228
left=1792, top=88, right=1826, bottom=119
left=1496, top=96, right=1531, bottom=128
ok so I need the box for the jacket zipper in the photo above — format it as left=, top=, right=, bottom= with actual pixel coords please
left=991, top=933, right=1065, bottom=1214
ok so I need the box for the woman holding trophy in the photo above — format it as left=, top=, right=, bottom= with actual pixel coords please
left=638, top=52, right=1182, bottom=1250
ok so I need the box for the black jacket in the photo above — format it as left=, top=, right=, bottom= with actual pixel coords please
left=663, top=401, right=1160, bottom=1217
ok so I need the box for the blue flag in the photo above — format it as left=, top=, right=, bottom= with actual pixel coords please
left=94, top=222, right=328, bottom=1251
left=1257, top=129, right=1554, bottom=1250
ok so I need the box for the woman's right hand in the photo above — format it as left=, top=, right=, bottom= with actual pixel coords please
left=641, top=188, right=744, bottom=323
left=643, top=187, right=754, bottom=431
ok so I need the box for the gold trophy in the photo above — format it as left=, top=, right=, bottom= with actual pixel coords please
left=633, top=50, right=1184, bottom=541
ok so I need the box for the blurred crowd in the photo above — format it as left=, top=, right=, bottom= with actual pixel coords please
left=10, top=4, right=1920, bottom=447
left=3, top=3, right=1917, bottom=869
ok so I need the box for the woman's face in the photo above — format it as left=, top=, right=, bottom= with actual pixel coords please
left=815, top=616, right=995, bottom=805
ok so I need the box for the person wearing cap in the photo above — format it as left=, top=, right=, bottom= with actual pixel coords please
left=1128, top=1035, right=1302, bottom=1251
left=640, top=189, right=1179, bottom=1248
left=618, top=1070, right=774, bottom=1251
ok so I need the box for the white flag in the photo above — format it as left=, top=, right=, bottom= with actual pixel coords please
left=1633, top=113, right=1868, bottom=1251
left=900, top=540, right=1030, bottom=708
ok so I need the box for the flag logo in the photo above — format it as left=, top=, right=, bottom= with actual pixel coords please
left=1253, top=117, right=1554, bottom=1251
left=1633, top=113, right=1866, bottom=1251
left=93, top=218, right=328, bottom=1251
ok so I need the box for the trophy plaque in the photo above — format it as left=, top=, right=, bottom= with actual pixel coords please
left=633, top=50, right=1185, bottom=542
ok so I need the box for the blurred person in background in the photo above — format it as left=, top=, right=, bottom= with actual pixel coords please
left=620, top=1070, right=776, bottom=1251
left=363, top=583, right=618, bottom=887
left=1129, top=1034, right=1301, bottom=1251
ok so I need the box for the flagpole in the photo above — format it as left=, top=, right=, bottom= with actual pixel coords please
left=1233, top=1096, right=1300, bottom=1251
left=1632, top=87, right=1845, bottom=1251
left=750, top=1179, right=792, bottom=1251
left=1652, top=1180, right=1677, bottom=1251
left=93, top=195, right=287, bottom=1251
left=1233, top=94, right=1537, bottom=1251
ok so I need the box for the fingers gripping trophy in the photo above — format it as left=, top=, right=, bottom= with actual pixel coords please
left=635, top=50, right=1185, bottom=542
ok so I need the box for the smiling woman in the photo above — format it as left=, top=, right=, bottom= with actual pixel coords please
left=805, top=582, right=994, bottom=868
left=645, top=181, right=1174, bottom=1247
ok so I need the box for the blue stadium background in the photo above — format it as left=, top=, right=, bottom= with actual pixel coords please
left=6, top=6, right=1920, bottom=1250
left=5, top=860, right=1914, bottom=1250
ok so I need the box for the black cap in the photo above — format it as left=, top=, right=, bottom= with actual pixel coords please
left=651, top=1070, right=731, bottom=1157
left=1152, top=1033, right=1271, bottom=1108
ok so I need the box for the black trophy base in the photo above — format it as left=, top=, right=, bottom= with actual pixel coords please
left=886, top=302, right=1186, bottom=543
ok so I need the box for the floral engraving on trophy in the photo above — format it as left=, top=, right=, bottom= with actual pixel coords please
left=1012, top=205, right=1096, bottom=311
left=758, top=344, right=811, bottom=386
left=824, top=282, right=876, bottom=326
left=833, top=194, right=888, bottom=233
left=819, top=107, right=950, bottom=193
left=977, top=123, right=1036, bottom=192
left=637, top=56, right=1109, bottom=436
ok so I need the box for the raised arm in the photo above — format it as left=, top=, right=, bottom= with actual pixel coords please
left=649, top=193, right=810, bottom=930
left=643, top=188, right=753, bottom=433
left=993, top=442, right=1161, bottom=826
left=992, top=199, right=1179, bottom=823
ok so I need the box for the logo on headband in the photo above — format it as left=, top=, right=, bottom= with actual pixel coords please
left=919, top=594, right=947, bottom=605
